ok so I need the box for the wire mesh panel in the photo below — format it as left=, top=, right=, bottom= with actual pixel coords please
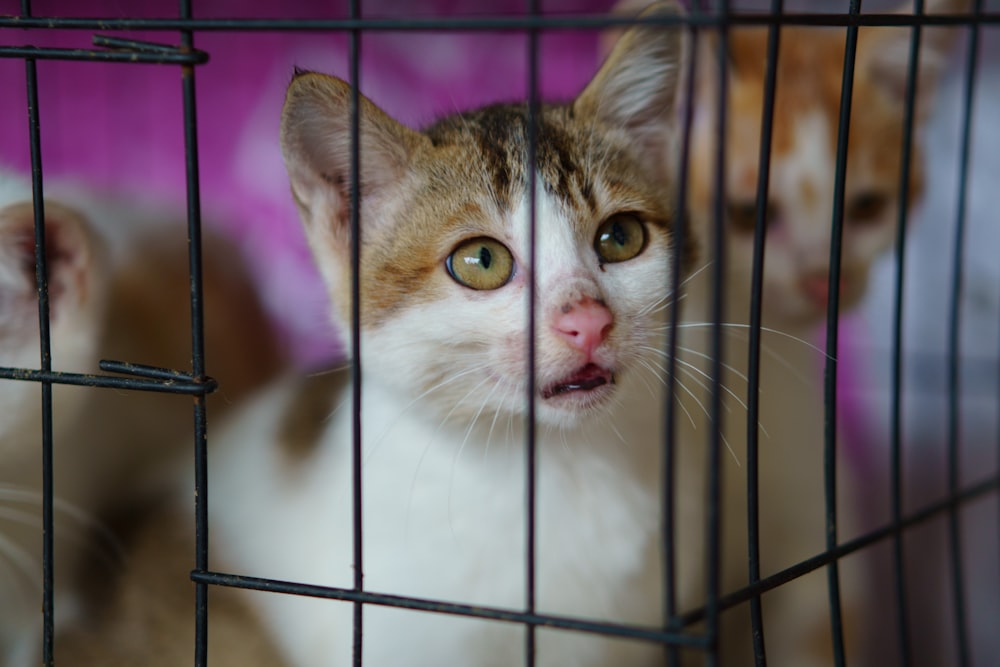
left=0, top=2, right=998, bottom=666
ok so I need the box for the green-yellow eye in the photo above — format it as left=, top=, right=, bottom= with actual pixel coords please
left=446, top=237, right=514, bottom=290
left=594, top=213, right=647, bottom=263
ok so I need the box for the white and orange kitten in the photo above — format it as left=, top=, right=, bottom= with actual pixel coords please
left=678, top=3, right=963, bottom=663
left=201, top=3, right=864, bottom=665
left=605, top=0, right=965, bottom=333
left=0, top=171, right=281, bottom=666
left=685, top=0, right=966, bottom=334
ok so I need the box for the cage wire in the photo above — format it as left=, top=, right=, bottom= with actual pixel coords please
left=0, top=1, right=998, bottom=666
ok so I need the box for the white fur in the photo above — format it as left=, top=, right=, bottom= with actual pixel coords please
left=208, top=187, right=673, bottom=666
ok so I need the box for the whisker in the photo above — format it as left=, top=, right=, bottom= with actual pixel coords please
left=607, top=419, right=630, bottom=451
left=406, top=371, right=495, bottom=540
left=449, top=376, right=504, bottom=522
left=483, top=384, right=513, bottom=462
left=668, top=353, right=771, bottom=440
left=709, top=326, right=817, bottom=388
left=670, top=345, right=751, bottom=386
left=559, top=425, right=574, bottom=458
left=679, top=260, right=715, bottom=290
left=675, top=322, right=833, bottom=359
left=366, top=362, right=495, bottom=465
left=304, top=363, right=351, bottom=379
left=638, top=292, right=688, bottom=318
left=635, top=358, right=697, bottom=432
left=643, top=361, right=741, bottom=467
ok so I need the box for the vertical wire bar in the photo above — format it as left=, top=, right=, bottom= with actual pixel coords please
left=705, top=2, right=730, bottom=665
left=176, top=1, right=210, bottom=665
left=27, top=60, right=55, bottom=666
left=745, top=2, right=783, bottom=663
left=823, top=2, right=863, bottom=664
left=524, top=0, right=540, bottom=663
left=21, top=2, right=55, bottom=662
left=887, top=2, right=927, bottom=663
left=663, top=16, right=699, bottom=667
left=348, top=0, right=365, bottom=664
left=945, top=4, right=981, bottom=665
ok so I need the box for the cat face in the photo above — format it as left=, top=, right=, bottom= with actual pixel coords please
left=281, top=1, right=690, bottom=428
left=688, top=2, right=963, bottom=330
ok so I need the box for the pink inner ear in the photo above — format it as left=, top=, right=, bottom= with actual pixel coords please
left=12, top=231, right=37, bottom=278
left=11, top=222, right=72, bottom=279
left=5, top=217, right=78, bottom=319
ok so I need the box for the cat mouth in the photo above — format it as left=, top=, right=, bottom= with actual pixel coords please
left=541, top=364, right=615, bottom=400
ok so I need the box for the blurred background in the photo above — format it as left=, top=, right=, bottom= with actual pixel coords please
left=2, top=1, right=998, bottom=665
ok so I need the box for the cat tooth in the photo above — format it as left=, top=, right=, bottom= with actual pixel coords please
left=541, top=364, right=614, bottom=400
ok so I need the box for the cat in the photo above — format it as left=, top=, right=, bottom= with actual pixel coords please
left=686, top=0, right=968, bottom=336
left=677, top=4, right=968, bottom=664
left=595, top=1, right=965, bottom=664
left=0, top=171, right=283, bottom=666
left=206, top=3, right=688, bottom=666
left=606, top=0, right=967, bottom=335
left=199, top=2, right=876, bottom=665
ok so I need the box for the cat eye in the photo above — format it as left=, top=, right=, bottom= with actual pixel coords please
left=847, top=191, right=890, bottom=224
left=446, top=237, right=514, bottom=290
left=727, top=200, right=774, bottom=233
left=594, top=213, right=647, bottom=264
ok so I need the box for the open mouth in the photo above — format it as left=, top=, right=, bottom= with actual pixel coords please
left=541, top=363, right=615, bottom=400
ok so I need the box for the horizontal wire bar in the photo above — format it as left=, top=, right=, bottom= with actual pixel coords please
left=0, top=44, right=207, bottom=64
left=91, top=33, right=201, bottom=54
left=98, top=359, right=199, bottom=383
left=0, top=12, right=995, bottom=33
left=189, top=570, right=710, bottom=649
left=0, top=364, right=217, bottom=394
left=677, top=473, right=1000, bottom=627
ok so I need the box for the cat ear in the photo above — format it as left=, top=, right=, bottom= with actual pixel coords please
left=575, top=1, right=687, bottom=173
left=597, top=0, right=659, bottom=61
left=859, top=0, right=969, bottom=115
left=280, top=71, right=429, bottom=250
left=0, top=198, right=96, bottom=331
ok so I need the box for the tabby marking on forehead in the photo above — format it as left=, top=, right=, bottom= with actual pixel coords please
left=424, top=103, right=600, bottom=218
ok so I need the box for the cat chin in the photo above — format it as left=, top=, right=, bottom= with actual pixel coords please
left=534, top=387, right=620, bottom=429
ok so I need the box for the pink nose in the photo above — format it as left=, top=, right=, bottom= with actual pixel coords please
left=553, top=297, right=613, bottom=356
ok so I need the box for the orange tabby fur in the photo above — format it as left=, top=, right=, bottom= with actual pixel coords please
left=602, top=2, right=967, bottom=664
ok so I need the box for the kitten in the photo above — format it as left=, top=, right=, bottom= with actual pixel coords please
left=679, top=4, right=965, bottom=663
left=202, top=2, right=873, bottom=665
left=208, top=3, right=688, bottom=666
left=685, top=0, right=967, bottom=335
left=593, top=2, right=955, bottom=664
left=0, top=172, right=283, bottom=666
left=683, top=3, right=963, bottom=663
left=606, top=0, right=965, bottom=334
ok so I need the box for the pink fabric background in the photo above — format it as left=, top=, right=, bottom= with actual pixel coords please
left=1, top=0, right=616, bottom=364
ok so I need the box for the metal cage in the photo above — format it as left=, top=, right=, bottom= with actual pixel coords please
left=1, top=1, right=997, bottom=665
